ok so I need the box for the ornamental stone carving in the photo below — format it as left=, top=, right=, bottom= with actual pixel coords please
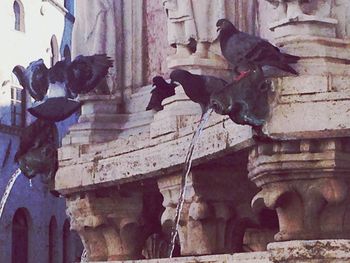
left=73, top=0, right=122, bottom=94
left=249, top=139, right=350, bottom=242
left=66, top=190, right=145, bottom=261
left=265, top=0, right=337, bottom=38
left=163, top=0, right=225, bottom=59
left=157, top=165, right=267, bottom=256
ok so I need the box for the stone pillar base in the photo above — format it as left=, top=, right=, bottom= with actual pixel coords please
left=268, top=240, right=350, bottom=263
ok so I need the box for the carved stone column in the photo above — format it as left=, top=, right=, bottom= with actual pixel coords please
left=249, top=138, right=350, bottom=261
left=157, top=165, right=261, bottom=256
left=66, top=189, right=145, bottom=261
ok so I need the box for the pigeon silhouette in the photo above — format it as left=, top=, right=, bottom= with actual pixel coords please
left=216, top=19, right=300, bottom=80
left=146, top=76, right=176, bottom=112
left=170, top=69, right=227, bottom=114
left=66, top=54, right=113, bottom=95
left=14, top=118, right=59, bottom=181
left=13, top=54, right=113, bottom=122
left=13, top=59, right=49, bottom=101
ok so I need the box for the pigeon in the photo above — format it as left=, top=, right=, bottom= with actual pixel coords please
left=14, top=118, right=59, bottom=182
left=13, top=59, right=49, bottom=101
left=170, top=69, right=227, bottom=114
left=146, top=76, right=176, bottom=112
left=66, top=54, right=113, bottom=95
left=12, top=54, right=113, bottom=122
left=216, top=19, right=300, bottom=80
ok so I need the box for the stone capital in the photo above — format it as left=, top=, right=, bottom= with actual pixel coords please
left=66, top=189, right=145, bottom=261
left=249, top=138, right=350, bottom=241
left=157, top=165, right=268, bottom=256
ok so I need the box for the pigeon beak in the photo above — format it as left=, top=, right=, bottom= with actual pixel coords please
left=216, top=26, right=221, bottom=32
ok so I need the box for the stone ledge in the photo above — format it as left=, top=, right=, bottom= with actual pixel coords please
left=55, top=115, right=254, bottom=194
left=93, top=252, right=270, bottom=263
left=268, top=240, right=350, bottom=262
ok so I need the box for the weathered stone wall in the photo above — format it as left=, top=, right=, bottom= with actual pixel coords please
left=57, top=0, right=350, bottom=262
left=144, top=0, right=174, bottom=83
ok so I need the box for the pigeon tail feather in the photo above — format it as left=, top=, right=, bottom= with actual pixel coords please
left=273, top=62, right=298, bottom=75
left=282, top=53, right=300, bottom=64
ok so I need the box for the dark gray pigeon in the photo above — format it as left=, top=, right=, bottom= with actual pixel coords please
left=216, top=19, right=300, bottom=80
left=146, top=76, right=176, bottom=112
left=66, top=54, right=113, bottom=95
left=13, top=59, right=49, bottom=101
left=12, top=54, right=113, bottom=122
left=170, top=69, right=227, bottom=114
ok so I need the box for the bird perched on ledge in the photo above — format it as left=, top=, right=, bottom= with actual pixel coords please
left=216, top=19, right=300, bottom=80
left=170, top=69, right=227, bottom=115
left=13, top=54, right=113, bottom=122
left=146, top=76, right=176, bottom=112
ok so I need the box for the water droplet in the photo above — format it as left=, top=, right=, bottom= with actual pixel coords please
left=29, top=179, right=33, bottom=188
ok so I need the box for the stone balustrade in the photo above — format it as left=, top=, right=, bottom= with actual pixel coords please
left=57, top=0, right=350, bottom=262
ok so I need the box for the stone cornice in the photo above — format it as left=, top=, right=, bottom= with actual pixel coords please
left=55, top=115, right=254, bottom=194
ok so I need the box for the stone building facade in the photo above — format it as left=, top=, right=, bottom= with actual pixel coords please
left=0, top=0, right=82, bottom=262
left=56, top=0, right=350, bottom=262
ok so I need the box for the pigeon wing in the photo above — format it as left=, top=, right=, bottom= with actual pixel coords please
left=244, top=39, right=281, bottom=64
left=67, top=54, right=113, bottom=94
left=13, top=60, right=49, bottom=101
left=12, top=65, right=28, bottom=89
left=30, top=61, right=49, bottom=100
left=202, top=76, right=227, bottom=94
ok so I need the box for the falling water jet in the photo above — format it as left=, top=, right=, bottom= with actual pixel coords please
left=81, top=248, right=88, bottom=262
left=0, top=168, right=21, bottom=219
left=168, top=108, right=213, bottom=258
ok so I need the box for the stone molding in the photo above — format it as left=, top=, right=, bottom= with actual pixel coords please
left=249, top=138, right=350, bottom=241
left=268, top=240, right=350, bottom=263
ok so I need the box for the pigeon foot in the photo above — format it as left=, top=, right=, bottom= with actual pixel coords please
left=234, top=70, right=251, bottom=81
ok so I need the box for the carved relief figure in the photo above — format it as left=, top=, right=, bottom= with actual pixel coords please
left=333, top=0, right=350, bottom=38
left=73, top=0, right=118, bottom=94
left=265, top=0, right=309, bottom=18
left=163, top=0, right=226, bottom=58
left=266, top=0, right=333, bottom=19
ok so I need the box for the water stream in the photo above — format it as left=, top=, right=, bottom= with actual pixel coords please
left=81, top=249, right=87, bottom=262
left=0, top=168, right=22, bottom=219
left=168, top=109, right=213, bottom=258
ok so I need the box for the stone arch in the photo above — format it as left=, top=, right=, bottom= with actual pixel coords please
left=11, top=208, right=31, bottom=263
left=49, top=216, right=59, bottom=263
left=13, top=0, right=25, bottom=32
left=62, top=219, right=71, bottom=263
